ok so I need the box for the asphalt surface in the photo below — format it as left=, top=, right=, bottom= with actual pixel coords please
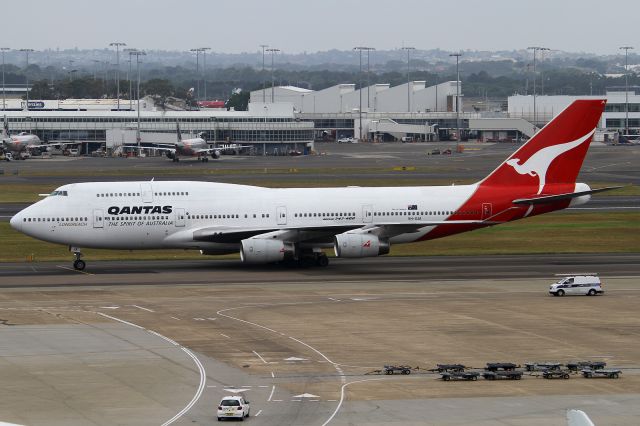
left=1, top=255, right=639, bottom=425
left=1, top=254, right=639, bottom=286
left=0, top=141, right=639, bottom=425
left=1, top=141, right=638, bottom=185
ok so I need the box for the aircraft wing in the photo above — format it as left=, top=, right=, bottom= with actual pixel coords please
left=193, top=147, right=222, bottom=155
left=125, top=145, right=176, bottom=154
left=186, top=220, right=489, bottom=244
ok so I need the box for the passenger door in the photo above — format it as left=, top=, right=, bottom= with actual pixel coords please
left=93, top=209, right=104, bottom=228
left=140, top=183, right=153, bottom=203
left=277, top=206, right=287, bottom=225
left=175, top=208, right=185, bottom=227
left=482, top=203, right=493, bottom=220
left=362, top=204, right=373, bottom=223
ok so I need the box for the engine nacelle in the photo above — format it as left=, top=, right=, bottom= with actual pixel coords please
left=240, top=238, right=294, bottom=264
left=333, top=233, right=390, bottom=258
left=166, top=151, right=175, bottom=159
left=211, top=150, right=221, bottom=159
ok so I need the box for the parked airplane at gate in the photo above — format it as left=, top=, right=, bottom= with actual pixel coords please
left=11, top=100, right=615, bottom=271
left=1, top=116, right=42, bottom=158
left=1, top=116, right=85, bottom=159
left=128, top=123, right=223, bottom=162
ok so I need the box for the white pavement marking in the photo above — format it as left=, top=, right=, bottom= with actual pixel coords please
left=148, top=330, right=179, bottom=346
left=131, top=304, right=154, bottom=312
left=56, top=265, right=94, bottom=275
left=207, top=385, right=217, bottom=388
left=207, top=317, right=217, bottom=320
left=220, top=333, right=230, bottom=339
left=161, top=347, right=206, bottom=426
left=98, top=312, right=144, bottom=329
left=95, top=312, right=206, bottom=426
left=170, top=316, right=181, bottom=321
left=267, top=385, right=276, bottom=402
left=253, top=351, right=268, bottom=364
left=100, top=306, right=119, bottom=309
left=218, top=304, right=347, bottom=425
left=322, top=378, right=384, bottom=426
left=255, top=410, right=263, bottom=417
left=271, top=372, right=275, bottom=378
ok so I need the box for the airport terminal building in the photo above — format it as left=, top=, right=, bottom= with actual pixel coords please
left=2, top=101, right=315, bottom=155
left=252, top=81, right=537, bottom=142
left=509, top=89, right=640, bottom=135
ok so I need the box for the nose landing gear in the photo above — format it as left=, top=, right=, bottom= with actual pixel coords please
left=70, top=247, right=86, bottom=271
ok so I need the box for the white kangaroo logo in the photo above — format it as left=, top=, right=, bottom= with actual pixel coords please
left=506, top=129, right=595, bottom=194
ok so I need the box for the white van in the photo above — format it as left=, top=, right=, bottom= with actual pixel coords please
left=549, top=275, right=603, bottom=296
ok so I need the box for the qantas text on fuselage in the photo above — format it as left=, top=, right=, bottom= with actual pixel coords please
left=11, top=100, right=611, bottom=270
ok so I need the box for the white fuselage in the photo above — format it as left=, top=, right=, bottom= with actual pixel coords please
left=11, top=181, right=478, bottom=251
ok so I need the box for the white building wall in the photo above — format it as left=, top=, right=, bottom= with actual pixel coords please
left=301, top=84, right=355, bottom=113
left=412, top=81, right=460, bottom=112
left=508, top=92, right=640, bottom=129
left=376, top=81, right=426, bottom=112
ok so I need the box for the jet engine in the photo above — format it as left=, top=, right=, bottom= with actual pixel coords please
left=333, top=233, right=390, bottom=258
left=211, top=150, right=221, bottom=159
left=240, top=238, right=294, bottom=264
left=166, top=151, right=175, bottom=159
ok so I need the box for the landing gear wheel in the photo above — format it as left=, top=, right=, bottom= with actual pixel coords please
left=73, top=259, right=86, bottom=271
left=316, top=254, right=329, bottom=267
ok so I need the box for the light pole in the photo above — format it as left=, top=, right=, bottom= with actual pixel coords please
left=620, top=46, right=634, bottom=136
left=260, top=44, right=268, bottom=102
left=527, top=46, right=550, bottom=126
left=401, top=47, right=415, bottom=112
left=200, top=47, right=211, bottom=101
left=1, top=48, right=9, bottom=111
left=354, top=47, right=373, bottom=141
left=19, top=49, right=34, bottom=109
left=449, top=52, right=462, bottom=145
left=124, top=48, right=135, bottom=110
left=266, top=48, right=280, bottom=102
left=110, top=42, right=126, bottom=110
left=130, top=50, right=146, bottom=151
left=92, top=59, right=100, bottom=80
left=190, top=48, right=203, bottom=101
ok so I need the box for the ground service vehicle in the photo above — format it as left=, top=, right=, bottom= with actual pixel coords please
left=549, top=275, right=603, bottom=296
left=217, top=396, right=250, bottom=421
left=581, top=368, right=621, bottom=379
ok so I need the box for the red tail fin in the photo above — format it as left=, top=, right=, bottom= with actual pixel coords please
left=480, top=99, right=606, bottom=194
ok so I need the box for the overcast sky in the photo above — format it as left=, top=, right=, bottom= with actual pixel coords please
left=6, top=0, right=638, bottom=55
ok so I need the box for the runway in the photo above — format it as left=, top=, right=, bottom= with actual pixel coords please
left=1, top=253, right=639, bottom=286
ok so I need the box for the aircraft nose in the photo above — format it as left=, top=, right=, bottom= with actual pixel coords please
left=10, top=212, right=22, bottom=232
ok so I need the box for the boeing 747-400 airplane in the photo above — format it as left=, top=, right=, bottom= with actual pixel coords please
left=11, top=100, right=614, bottom=270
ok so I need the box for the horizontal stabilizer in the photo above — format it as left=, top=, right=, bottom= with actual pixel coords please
left=512, top=186, right=624, bottom=205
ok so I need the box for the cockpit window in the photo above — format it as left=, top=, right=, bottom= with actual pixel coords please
left=50, top=190, right=68, bottom=196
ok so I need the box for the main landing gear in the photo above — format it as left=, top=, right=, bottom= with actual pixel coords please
left=315, top=253, right=329, bottom=267
left=70, top=247, right=86, bottom=271
left=172, top=157, right=180, bottom=162
left=199, top=156, right=209, bottom=162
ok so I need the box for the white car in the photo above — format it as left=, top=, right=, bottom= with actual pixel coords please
left=337, top=137, right=356, bottom=143
left=217, top=396, right=250, bottom=421
left=549, top=275, right=603, bottom=296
